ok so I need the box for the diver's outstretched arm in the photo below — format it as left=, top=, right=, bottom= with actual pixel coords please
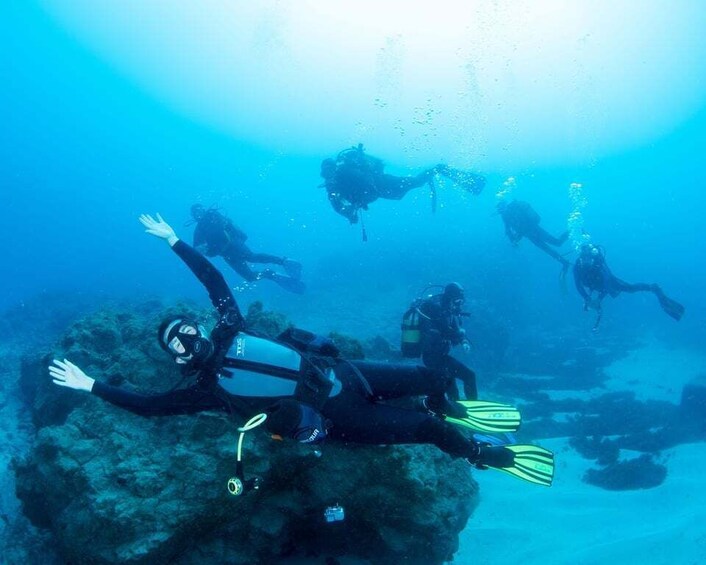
left=139, top=214, right=243, bottom=320
left=48, top=359, right=226, bottom=416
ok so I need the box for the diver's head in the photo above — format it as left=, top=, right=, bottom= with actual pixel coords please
left=158, top=317, right=213, bottom=366
left=496, top=199, right=508, bottom=213
left=580, top=243, right=599, bottom=258
left=442, top=282, right=465, bottom=310
left=320, top=158, right=336, bottom=180
left=191, top=204, right=206, bottom=222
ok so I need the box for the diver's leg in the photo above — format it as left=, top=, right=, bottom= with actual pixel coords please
left=534, top=227, right=567, bottom=247
left=222, top=253, right=259, bottom=282
left=351, top=361, right=448, bottom=400
left=377, top=173, right=431, bottom=199
left=437, top=166, right=486, bottom=195
left=445, top=356, right=478, bottom=401
left=526, top=233, right=570, bottom=267
left=350, top=360, right=463, bottom=419
left=247, top=252, right=285, bottom=265
left=239, top=245, right=301, bottom=279
left=610, top=277, right=653, bottom=294
left=422, top=350, right=455, bottom=396
left=322, top=389, right=479, bottom=460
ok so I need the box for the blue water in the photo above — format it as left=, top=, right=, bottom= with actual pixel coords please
left=2, top=1, right=706, bottom=562
left=3, top=3, right=705, bottom=346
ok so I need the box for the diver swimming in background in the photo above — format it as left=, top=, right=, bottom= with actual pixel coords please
left=573, top=243, right=685, bottom=330
left=319, top=144, right=486, bottom=227
left=497, top=199, right=570, bottom=274
left=48, top=214, right=554, bottom=487
left=401, top=283, right=478, bottom=402
left=190, top=204, right=305, bottom=294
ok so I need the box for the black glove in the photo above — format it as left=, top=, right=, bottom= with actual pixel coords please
left=266, top=400, right=327, bottom=444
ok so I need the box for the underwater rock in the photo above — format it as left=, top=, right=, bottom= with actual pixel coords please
left=12, top=303, right=478, bottom=564
left=583, top=454, right=667, bottom=491
left=328, top=332, right=365, bottom=360
left=570, top=436, right=620, bottom=466
left=245, top=301, right=291, bottom=337
left=679, top=374, right=706, bottom=435
left=363, top=335, right=396, bottom=361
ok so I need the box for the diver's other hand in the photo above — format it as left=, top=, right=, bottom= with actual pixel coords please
left=49, top=359, right=95, bottom=392
left=583, top=300, right=590, bottom=311
left=462, top=340, right=471, bottom=353
left=139, top=213, right=179, bottom=246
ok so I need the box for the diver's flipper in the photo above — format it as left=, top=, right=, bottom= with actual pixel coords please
left=444, top=400, right=521, bottom=433
left=268, top=273, right=306, bottom=294
left=478, top=444, right=555, bottom=487
left=439, top=167, right=486, bottom=195
left=655, top=289, right=684, bottom=321
left=282, top=259, right=302, bottom=280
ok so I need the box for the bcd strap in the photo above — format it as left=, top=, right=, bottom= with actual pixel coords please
left=277, top=327, right=340, bottom=358
left=294, top=356, right=336, bottom=411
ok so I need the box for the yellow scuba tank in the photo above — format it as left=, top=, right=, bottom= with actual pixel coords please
left=400, top=305, right=422, bottom=358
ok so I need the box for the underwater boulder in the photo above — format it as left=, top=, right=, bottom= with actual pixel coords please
left=679, top=375, right=706, bottom=424
left=12, top=303, right=479, bottom=564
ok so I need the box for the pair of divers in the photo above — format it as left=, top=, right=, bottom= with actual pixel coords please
left=49, top=214, right=554, bottom=488
left=496, top=198, right=685, bottom=326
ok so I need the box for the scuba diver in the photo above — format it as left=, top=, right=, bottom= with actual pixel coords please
left=573, top=242, right=685, bottom=330
left=401, top=283, right=477, bottom=401
left=319, top=144, right=486, bottom=227
left=497, top=199, right=570, bottom=272
left=48, top=214, right=554, bottom=488
left=190, top=204, right=305, bottom=294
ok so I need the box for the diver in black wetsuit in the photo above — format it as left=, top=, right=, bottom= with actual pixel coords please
left=573, top=243, right=685, bottom=325
left=416, top=283, right=478, bottom=401
left=48, top=214, right=552, bottom=481
left=497, top=199, right=570, bottom=272
left=319, top=144, right=486, bottom=224
left=191, top=204, right=304, bottom=294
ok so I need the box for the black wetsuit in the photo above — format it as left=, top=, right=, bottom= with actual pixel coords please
left=417, top=295, right=478, bottom=401
left=573, top=251, right=653, bottom=301
left=324, top=148, right=439, bottom=224
left=91, top=240, right=478, bottom=460
left=500, top=200, right=569, bottom=267
left=193, top=209, right=285, bottom=282
left=572, top=247, right=685, bottom=323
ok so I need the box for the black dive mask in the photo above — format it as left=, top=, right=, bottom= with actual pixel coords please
left=160, top=318, right=213, bottom=366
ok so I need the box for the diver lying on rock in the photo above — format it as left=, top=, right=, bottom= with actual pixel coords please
left=49, top=213, right=554, bottom=487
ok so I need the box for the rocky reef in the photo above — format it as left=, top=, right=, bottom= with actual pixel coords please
left=12, top=299, right=478, bottom=564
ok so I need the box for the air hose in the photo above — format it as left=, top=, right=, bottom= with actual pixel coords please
left=227, top=413, right=267, bottom=496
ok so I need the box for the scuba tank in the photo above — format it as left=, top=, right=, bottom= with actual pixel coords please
left=400, top=285, right=446, bottom=358
left=400, top=304, right=422, bottom=358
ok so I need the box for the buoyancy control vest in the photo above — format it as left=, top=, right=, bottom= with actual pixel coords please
left=217, top=332, right=342, bottom=409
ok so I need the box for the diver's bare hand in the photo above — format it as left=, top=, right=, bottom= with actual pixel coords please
left=49, top=359, right=95, bottom=392
left=139, top=213, right=179, bottom=246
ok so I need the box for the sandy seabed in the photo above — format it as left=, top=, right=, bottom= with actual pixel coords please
left=458, top=343, right=706, bottom=565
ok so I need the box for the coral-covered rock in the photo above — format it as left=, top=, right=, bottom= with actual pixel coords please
left=13, top=303, right=479, bottom=564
